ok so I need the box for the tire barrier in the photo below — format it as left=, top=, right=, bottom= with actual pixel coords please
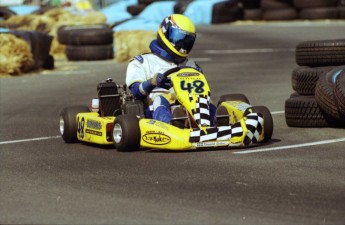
left=285, top=39, right=345, bottom=128
left=10, top=30, right=54, bottom=71
left=57, top=24, right=114, bottom=61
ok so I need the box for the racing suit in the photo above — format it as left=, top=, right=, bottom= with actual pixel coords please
left=126, top=40, right=216, bottom=124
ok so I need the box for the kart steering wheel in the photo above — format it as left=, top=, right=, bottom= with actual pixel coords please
left=162, top=66, right=197, bottom=78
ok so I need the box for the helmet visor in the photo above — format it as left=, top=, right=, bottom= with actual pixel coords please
left=167, top=26, right=196, bottom=55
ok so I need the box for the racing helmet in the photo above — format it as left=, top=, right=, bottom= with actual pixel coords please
left=157, top=14, right=196, bottom=61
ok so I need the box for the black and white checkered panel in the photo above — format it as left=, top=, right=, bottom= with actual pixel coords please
left=243, top=113, right=264, bottom=145
left=189, top=123, right=244, bottom=143
left=190, top=94, right=211, bottom=126
left=189, top=113, right=263, bottom=146
left=161, top=16, right=173, bottom=35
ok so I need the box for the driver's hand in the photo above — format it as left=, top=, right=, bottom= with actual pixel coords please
left=151, top=73, right=167, bottom=87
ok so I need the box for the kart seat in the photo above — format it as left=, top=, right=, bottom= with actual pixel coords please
left=97, top=79, right=121, bottom=117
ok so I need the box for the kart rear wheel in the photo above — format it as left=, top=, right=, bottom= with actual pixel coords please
left=60, top=105, right=90, bottom=143
left=217, top=93, right=250, bottom=106
left=250, top=106, right=273, bottom=143
left=112, top=115, right=141, bottom=152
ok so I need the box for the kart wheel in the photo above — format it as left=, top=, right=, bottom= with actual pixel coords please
left=112, top=115, right=140, bottom=152
left=218, top=93, right=250, bottom=106
left=60, top=105, right=89, bottom=143
left=251, top=106, right=273, bottom=143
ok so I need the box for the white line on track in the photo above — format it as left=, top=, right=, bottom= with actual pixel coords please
left=0, top=136, right=60, bottom=145
left=233, top=138, right=345, bottom=155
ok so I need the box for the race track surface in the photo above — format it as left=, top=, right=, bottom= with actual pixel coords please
left=1, top=21, right=345, bottom=224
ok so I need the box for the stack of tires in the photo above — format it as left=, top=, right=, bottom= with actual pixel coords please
left=261, top=0, right=298, bottom=21
left=285, top=39, right=345, bottom=128
left=241, top=0, right=262, bottom=20
left=57, top=24, right=114, bottom=61
left=242, top=0, right=345, bottom=20
left=294, top=0, right=340, bottom=20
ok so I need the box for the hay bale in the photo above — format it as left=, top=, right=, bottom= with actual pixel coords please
left=0, top=33, right=34, bottom=75
left=115, top=30, right=156, bottom=63
left=0, top=8, right=107, bottom=57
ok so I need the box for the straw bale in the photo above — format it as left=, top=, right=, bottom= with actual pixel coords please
left=0, top=8, right=107, bottom=56
left=0, top=33, right=34, bottom=75
left=115, top=30, right=156, bottom=63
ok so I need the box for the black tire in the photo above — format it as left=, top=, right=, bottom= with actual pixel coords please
left=60, top=105, right=90, bottom=143
left=241, top=0, right=261, bottom=9
left=291, top=66, right=335, bottom=95
left=251, top=106, right=273, bottom=143
left=66, top=45, right=114, bottom=61
left=262, top=8, right=298, bottom=20
left=243, top=9, right=262, bottom=20
left=218, top=93, right=250, bottom=106
left=211, top=0, right=244, bottom=24
left=42, top=54, right=54, bottom=70
left=295, top=39, right=345, bottom=67
left=293, top=0, right=339, bottom=8
left=127, top=4, right=146, bottom=16
left=340, top=6, right=345, bottom=18
left=0, top=6, right=16, bottom=19
left=58, top=24, right=113, bottom=45
left=334, top=71, right=345, bottom=117
left=315, top=66, right=345, bottom=121
left=112, top=115, right=141, bottom=152
left=10, top=30, right=53, bottom=71
left=262, top=0, right=293, bottom=9
left=299, top=7, right=339, bottom=19
left=285, top=95, right=343, bottom=127
left=174, top=0, right=193, bottom=14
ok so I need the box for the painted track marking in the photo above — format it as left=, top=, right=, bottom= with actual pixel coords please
left=0, top=136, right=60, bottom=145
left=233, top=138, right=345, bottom=154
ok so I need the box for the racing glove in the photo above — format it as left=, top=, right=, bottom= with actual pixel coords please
left=139, top=73, right=168, bottom=96
left=151, top=73, right=167, bottom=87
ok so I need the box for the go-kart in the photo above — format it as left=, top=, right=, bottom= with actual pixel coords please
left=60, top=67, right=273, bottom=151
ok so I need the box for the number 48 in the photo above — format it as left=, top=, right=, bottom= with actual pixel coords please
left=180, top=80, right=204, bottom=93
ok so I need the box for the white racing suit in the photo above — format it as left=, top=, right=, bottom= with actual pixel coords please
left=126, top=53, right=216, bottom=123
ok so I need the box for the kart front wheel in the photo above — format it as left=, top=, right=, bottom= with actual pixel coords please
left=217, top=93, right=250, bottom=106
left=251, top=106, right=273, bottom=143
left=60, top=105, right=90, bottom=143
left=112, top=115, right=141, bottom=152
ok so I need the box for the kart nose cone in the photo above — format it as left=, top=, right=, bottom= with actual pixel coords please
left=113, top=123, right=122, bottom=143
left=59, top=116, right=64, bottom=135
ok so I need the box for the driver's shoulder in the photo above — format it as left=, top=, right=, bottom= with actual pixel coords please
left=130, top=53, right=155, bottom=64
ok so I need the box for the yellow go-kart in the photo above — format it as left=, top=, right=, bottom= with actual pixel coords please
left=60, top=67, right=273, bottom=151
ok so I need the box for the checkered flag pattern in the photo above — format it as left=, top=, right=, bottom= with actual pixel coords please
left=189, top=113, right=264, bottom=145
left=243, top=113, right=264, bottom=145
left=161, top=16, right=173, bottom=34
left=190, top=94, right=211, bottom=126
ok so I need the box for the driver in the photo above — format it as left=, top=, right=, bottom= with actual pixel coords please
left=126, top=14, right=216, bottom=124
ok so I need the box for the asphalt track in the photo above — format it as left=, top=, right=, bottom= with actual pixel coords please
left=1, top=21, right=345, bottom=224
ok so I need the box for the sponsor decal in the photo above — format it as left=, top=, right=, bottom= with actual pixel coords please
left=86, top=119, right=102, bottom=130
left=142, top=133, right=171, bottom=145
left=177, top=72, right=199, bottom=77
left=195, top=141, right=228, bottom=147
left=86, top=129, right=102, bottom=136
left=233, top=102, right=250, bottom=112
